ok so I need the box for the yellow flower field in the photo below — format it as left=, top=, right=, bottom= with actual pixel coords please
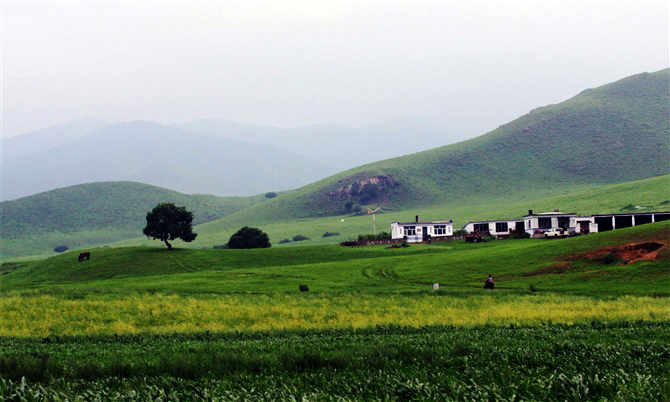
left=2, top=293, right=669, bottom=337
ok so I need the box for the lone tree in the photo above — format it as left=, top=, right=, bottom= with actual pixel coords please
left=143, top=202, right=197, bottom=250
left=227, top=226, right=271, bottom=249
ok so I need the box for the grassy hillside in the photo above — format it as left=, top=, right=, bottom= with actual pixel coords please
left=3, top=174, right=668, bottom=259
left=3, top=220, right=668, bottom=296
left=229, top=69, right=669, bottom=219
left=0, top=181, right=267, bottom=259
left=126, top=174, right=668, bottom=251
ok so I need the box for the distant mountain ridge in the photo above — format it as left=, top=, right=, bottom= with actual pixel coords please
left=223, top=68, right=670, bottom=219
left=1, top=121, right=336, bottom=200
left=1, top=117, right=111, bottom=163
left=177, top=117, right=465, bottom=170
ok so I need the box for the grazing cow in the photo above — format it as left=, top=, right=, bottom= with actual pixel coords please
left=78, top=251, right=91, bottom=262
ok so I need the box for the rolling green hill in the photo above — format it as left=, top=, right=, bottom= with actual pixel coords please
left=3, top=220, right=668, bottom=296
left=149, top=174, right=668, bottom=250
left=0, top=181, right=267, bottom=259
left=228, top=69, right=669, bottom=219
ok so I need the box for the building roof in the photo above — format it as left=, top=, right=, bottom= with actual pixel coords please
left=393, top=221, right=453, bottom=225
left=463, top=219, right=523, bottom=226
left=523, top=211, right=577, bottom=217
left=591, top=211, right=670, bottom=217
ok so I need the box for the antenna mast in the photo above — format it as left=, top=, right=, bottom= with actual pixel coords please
left=367, top=206, right=382, bottom=235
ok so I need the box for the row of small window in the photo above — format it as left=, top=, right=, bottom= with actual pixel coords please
left=403, top=225, right=449, bottom=236
left=473, top=222, right=509, bottom=232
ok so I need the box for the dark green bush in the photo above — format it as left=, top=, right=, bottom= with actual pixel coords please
left=357, top=232, right=390, bottom=242
left=292, top=235, right=310, bottom=241
left=228, top=226, right=271, bottom=249
left=322, top=232, right=340, bottom=237
left=53, top=245, right=68, bottom=253
left=278, top=239, right=291, bottom=244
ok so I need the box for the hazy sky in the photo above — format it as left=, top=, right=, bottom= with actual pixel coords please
left=2, top=1, right=668, bottom=138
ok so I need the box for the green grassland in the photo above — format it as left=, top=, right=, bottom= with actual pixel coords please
left=2, top=211, right=669, bottom=400
left=5, top=174, right=667, bottom=261
left=4, top=219, right=669, bottom=296
left=108, top=174, right=670, bottom=251
left=0, top=181, right=270, bottom=259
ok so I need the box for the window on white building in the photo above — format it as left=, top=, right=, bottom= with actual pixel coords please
left=538, top=217, right=552, bottom=229
left=495, top=222, right=508, bottom=232
left=403, top=226, right=416, bottom=236
left=434, top=225, right=446, bottom=235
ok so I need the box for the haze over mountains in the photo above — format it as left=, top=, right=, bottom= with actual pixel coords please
left=2, top=117, right=461, bottom=201
left=1, top=121, right=335, bottom=200
left=177, top=117, right=465, bottom=171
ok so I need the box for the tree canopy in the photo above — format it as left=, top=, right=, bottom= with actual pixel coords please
left=143, top=202, right=197, bottom=249
left=227, top=226, right=271, bottom=249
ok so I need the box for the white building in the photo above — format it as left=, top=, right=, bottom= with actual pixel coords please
left=462, top=219, right=524, bottom=237
left=391, top=217, right=453, bottom=243
left=523, top=210, right=598, bottom=235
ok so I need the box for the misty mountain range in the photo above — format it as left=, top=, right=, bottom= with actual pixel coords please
left=1, top=117, right=461, bottom=201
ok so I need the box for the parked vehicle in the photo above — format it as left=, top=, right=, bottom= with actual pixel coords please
left=544, top=228, right=567, bottom=238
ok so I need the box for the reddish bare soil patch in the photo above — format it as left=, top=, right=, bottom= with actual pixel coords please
left=582, top=241, right=667, bottom=265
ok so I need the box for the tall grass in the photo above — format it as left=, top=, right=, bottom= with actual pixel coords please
left=2, top=293, right=668, bottom=337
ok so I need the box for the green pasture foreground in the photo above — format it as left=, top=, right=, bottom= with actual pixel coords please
left=1, top=322, right=668, bottom=400
left=3, top=220, right=669, bottom=296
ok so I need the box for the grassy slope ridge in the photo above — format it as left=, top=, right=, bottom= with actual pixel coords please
left=3, top=220, right=668, bottom=296
left=230, top=68, right=669, bottom=219
left=180, top=174, right=670, bottom=249
left=0, top=181, right=267, bottom=259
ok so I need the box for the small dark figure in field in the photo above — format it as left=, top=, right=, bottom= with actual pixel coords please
left=484, top=274, right=495, bottom=290
left=78, top=251, right=91, bottom=262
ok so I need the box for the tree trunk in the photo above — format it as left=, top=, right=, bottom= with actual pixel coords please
left=164, top=239, right=172, bottom=250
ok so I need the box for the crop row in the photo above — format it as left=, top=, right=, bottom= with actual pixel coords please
left=3, top=293, right=669, bottom=337
left=1, top=321, right=668, bottom=400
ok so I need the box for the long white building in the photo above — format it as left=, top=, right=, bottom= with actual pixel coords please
left=391, top=216, right=453, bottom=243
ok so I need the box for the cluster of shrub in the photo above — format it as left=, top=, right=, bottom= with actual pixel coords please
left=340, top=232, right=391, bottom=247
left=278, top=235, right=311, bottom=244
left=356, top=232, right=390, bottom=242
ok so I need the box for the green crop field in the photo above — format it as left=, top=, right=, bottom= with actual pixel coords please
left=1, top=322, right=668, bottom=400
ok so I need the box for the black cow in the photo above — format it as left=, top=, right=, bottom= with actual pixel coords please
left=78, top=251, right=91, bottom=262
